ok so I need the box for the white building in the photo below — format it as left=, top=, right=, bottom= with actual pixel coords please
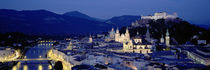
left=106, top=28, right=130, bottom=43
left=89, top=35, right=93, bottom=43
left=165, top=29, right=170, bottom=47
left=122, top=28, right=153, bottom=54
left=141, top=12, right=177, bottom=20
left=187, top=47, right=210, bottom=65
left=123, top=35, right=152, bottom=54
left=115, top=28, right=130, bottom=43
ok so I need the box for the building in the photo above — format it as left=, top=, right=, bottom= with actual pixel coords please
left=197, top=40, right=207, bottom=45
left=187, top=47, right=210, bottom=65
left=141, top=12, right=177, bottom=20
left=89, top=35, right=93, bottom=43
left=160, top=35, right=164, bottom=44
left=106, top=28, right=130, bottom=43
left=145, top=25, right=151, bottom=43
left=165, top=29, right=170, bottom=47
left=122, top=28, right=153, bottom=54
left=115, top=28, right=130, bottom=43
left=38, top=40, right=56, bottom=47
left=66, top=42, right=73, bottom=50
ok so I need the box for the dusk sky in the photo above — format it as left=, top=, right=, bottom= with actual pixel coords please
left=0, top=0, right=210, bottom=24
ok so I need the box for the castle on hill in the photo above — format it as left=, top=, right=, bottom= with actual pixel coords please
left=141, top=12, right=177, bottom=20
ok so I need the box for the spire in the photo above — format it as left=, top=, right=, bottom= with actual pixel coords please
left=146, top=27, right=150, bottom=37
left=89, top=34, right=92, bottom=38
left=145, top=25, right=151, bottom=42
left=89, top=34, right=93, bottom=43
left=111, top=28, right=114, bottom=32
left=166, top=29, right=169, bottom=36
left=116, top=27, right=119, bottom=33
left=137, top=32, right=139, bottom=35
left=165, top=29, right=170, bottom=47
left=161, top=35, right=164, bottom=38
left=160, top=34, right=164, bottom=43
left=126, top=27, right=129, bottom=33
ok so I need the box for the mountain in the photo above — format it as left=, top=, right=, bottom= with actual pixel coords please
left=105, top=15, right=141, bottom=27
left=196, top=24, right=210, bottom=29
left=0, top=9, right=111, bottom=34
left=63, top=11, right=105, bottom=22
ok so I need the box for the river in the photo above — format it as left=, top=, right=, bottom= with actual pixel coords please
left=12, top=45, right=53, bottom=70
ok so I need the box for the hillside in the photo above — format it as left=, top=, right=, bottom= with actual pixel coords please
left=105, top=15, right=141, bottom=27
left=0, top=9, right=111, bottom=34
left=119, top=18, right=208, bottom=44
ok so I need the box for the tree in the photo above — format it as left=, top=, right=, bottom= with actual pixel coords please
left=54, top=61, right=63, bottom=70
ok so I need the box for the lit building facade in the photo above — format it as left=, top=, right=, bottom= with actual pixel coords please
left=123, top=37, right=152, bottom=54
left=141, top=12, right=177, bottom=20
left=106, top=28, right=130, bottom=43
left=165, top=29, right=170, bottom=47
left=89, top=35, right=93, bottom=43
left=123, top=28, right=153, bottom=54
left=187, top=47, right=210, bottom=65
left=115, top=28, right=130, bottom=43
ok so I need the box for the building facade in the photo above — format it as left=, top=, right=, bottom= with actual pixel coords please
left=187, top=47, right=210, bottom=65
left=106, top=28, right=130, bottom=43
left=122, top=28, right=153, bottom=54
left=141, top=12, right=177, bottom=20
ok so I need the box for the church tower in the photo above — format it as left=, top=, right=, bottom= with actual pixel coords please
left=165, top=29, right=170, bottom=47
left=145, top=25, right=151, bottom=42
left=125, top=27, right=130, bottom=40
left=160, top=35, right=164, bottom=43
left=89, top=35, right=93, bottom=43
left=109, top=28, right=115, bottom=39
left=115, top=28, right=120, bottom=41
left=66, top=42, right=73, bottom=50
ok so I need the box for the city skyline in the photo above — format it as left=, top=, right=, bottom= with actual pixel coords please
left=0, top=0, right=210, bottom=24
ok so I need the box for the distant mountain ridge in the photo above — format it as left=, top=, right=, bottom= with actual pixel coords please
left=0, top=9, right=111, bottom=34
left=0, top=9, right=142, bottom=34
left=63, top=11, right=105, bottom=22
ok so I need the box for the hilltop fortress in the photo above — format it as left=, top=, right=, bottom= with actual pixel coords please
left=141, top=12, right=177, bottom=20
left=132, top=12, right=178, bottom=27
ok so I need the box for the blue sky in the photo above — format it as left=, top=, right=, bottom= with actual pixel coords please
left=0, top=0, right=210, bottom=24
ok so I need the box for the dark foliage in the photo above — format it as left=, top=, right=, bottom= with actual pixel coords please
left=106, top=15, right=141, bottom=27
left=54, top=61, right=63, bottom=70
left=120, top=18, right=208, bottom=44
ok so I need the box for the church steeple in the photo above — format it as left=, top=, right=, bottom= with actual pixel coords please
left=126, top=27, right=129, bottom=34
left=145, top=25, right=151, bottom=42
left=165, top=29, right=170, bottom=47
left=166, top=29, right=169, bottom=36
left=89, top=35, right=93, bottom=43
left=160, top=35, right=164, bottom=43
left=111, top=28, right=114, bottom=32
left=137, top=32, right=139, bottom=35
left=116, top=27, right=119, bottom=33
left=125, top=27, right=130, bottom=41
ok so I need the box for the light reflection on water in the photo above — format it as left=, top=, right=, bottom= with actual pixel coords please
left=48, top=65, right=52, bottom=70
left=23, top=65, right=28, bottom=70
left=12, top=64, right=50, bottom=70
left=38, top=65, right=43, bottom=70
left=12, top=66, right=17, bottom=70
left=12, top=45, right=52, bottom=70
